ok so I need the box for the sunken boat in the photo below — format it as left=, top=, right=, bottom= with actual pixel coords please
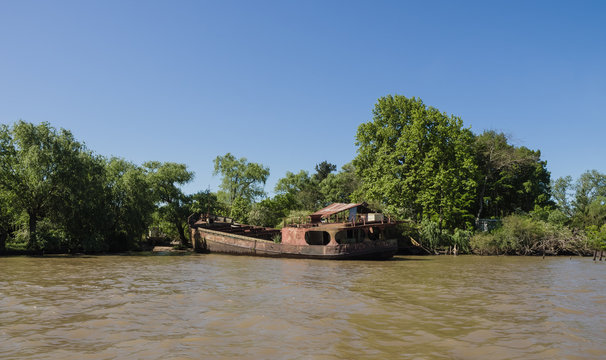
left=188, top=203, right=399, bottom=260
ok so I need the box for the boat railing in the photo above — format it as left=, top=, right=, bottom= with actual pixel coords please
left=283, top=213, right=394, bottom=228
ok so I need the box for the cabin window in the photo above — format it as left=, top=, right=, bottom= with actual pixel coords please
left=335, top=229, right=365, bottom=244
left=305, top=231, right=330, bottom=245
left=368, top=227, right=382, bottom=241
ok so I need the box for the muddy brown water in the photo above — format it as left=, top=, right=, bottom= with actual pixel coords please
left=1, top=255, right=605, bottom=359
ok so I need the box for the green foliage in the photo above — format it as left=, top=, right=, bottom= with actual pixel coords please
left=105, top=158, right=155, bottom=251
left=547, top=209, right=569, bottom=226
left=451, top=229, right=471, bottom=253
left=585, top=224, right=606, bottom=250
left=319, top=162, right=360, bottom=204
left=470, top=214, right=590, bottom=255
left=283, top=209, right=312, bottom=226
left=419, top=219, right=443, bottom=251
left=52, top=151, right=109, bottom=252
left=275, top=170, right=322, bottom=211
left=213, top=153, right=269, bottom=205
left=570, top=170, right=606, bottom=227
left=473, top=131, right=551, bottom=220
left=145, top=161, right=194, bottom=246
left=0, top=121, right=197, bottom=253
left=0, top=121, right=95, bottom=250
left=248, top=194, right=295, bottom=227
left=552, top=176, right=573, bottom=216
left=0, top=187, right=16, bottom=252
left=354, top=95, right=478, bottom=229
left=230, top=196, right=252, bottom=224
left=492, top=215, right=545, bottom=255
left=189, top=190, right=223, bottom=215
left=469, top=232, right=496, bottom=255
left=313, top=161, right=336, bottom=182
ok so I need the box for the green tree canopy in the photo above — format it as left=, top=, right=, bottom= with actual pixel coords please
left=0, top=187, right=16, bottom=252
left=104, top=158, right=155, bottom=251
left=319, top=162, right=360, bottom=204
left=145, top=161, right=194, bottom=245
left=0, top=121, right=91, bottom=250
left=313, top=161, right=337, bottom=182
left=552, top=175, right=574, bottom=217
left=213, top=153, right=269, bottom=205
left=572, top=170, right=606, bottom=226
left=473, top=131, right=551, bottom=220
left=274, top=170, right=323, bottom=211
left=354, top=95, right=478, bottom=230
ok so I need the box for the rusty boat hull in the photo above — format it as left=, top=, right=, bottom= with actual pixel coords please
left=189, top=203, right=400, bottom=260
left=191, top=226, right=398, bottom=260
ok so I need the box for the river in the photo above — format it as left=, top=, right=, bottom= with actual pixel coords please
left=1, top=255, right=605, bottom=359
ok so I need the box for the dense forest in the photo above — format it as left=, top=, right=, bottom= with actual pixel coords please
left=1, top=95, right=605, bottom=255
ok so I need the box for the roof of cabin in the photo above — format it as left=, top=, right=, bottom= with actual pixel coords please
left=310, top=203, right=367, bottom=217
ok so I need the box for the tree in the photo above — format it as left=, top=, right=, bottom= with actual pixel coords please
left=585, top=224, right=606, bottom=255
left=354, top=95, right=478, bottom=230
left=50, top=150, right=109, bottom=252
left=473, top=131, right=551, bottom=220
left=248, top=194, right=296, bottom=227
left=571, top=170, right=606, bottom=227
left=313, top=161, right=337, bottom=182
left=189, top=190, right=222, bottom=215
left=585, top=197, right=606, bottom=228
left=230, top=196, right=252, bottom=223
left=319, top=162, right=360, bottom=204
left=104, top=158, right=156, bottom=251
left=552, top=176, right=574, bottom=217
left=0, top=188, right=16, bottom=253
left=145, top=161, right=194, bottom=246
left=0, top=121, right=88, bottom=250
left=213, top=153, right=269, bottom=205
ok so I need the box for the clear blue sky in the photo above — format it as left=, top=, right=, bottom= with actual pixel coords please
left=1, top=0, right=605, bottom=195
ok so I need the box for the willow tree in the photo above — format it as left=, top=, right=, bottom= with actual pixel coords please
left=213, top=153, right=269, bottom=205
left=0, top=121, right=89, bottom=250
left=145, top=161, right=194, bottom=246
left=0, top=188, right=15, bottom=253
left=104, top=158, right=156, bottom=251
left=353, top=95, right=478, bottom=230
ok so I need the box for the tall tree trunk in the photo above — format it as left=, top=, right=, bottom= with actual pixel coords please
left=476, top=175, right=488, bottom=222
left=176, top=220, right=188, bottom=247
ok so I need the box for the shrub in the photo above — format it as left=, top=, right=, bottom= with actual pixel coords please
left=470, top=232, right=497, bottom=255
left=470, top=214, right=593, bottom=256
left=452, top=228, right=472, bottom=253
left=419, top=219, right=442, bottom=251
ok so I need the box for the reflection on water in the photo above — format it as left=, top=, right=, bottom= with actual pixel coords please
left=1, top=255, right=605, bottom=359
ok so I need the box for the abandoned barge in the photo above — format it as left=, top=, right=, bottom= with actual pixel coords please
left=188, top=203, right=398, bottom=260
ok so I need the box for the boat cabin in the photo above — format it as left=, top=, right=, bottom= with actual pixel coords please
left=280, top=203, right=392, bottom=246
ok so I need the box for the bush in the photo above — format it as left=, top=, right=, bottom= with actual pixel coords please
left=419, top=219, right=442, bottom=251
left=493, top=215, right=545, bottom=255
left=470, top=232, right=496, bottom=255
left=452, top=228, right=471, bottom=253
left=470, top=214, right=593, bottom=255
